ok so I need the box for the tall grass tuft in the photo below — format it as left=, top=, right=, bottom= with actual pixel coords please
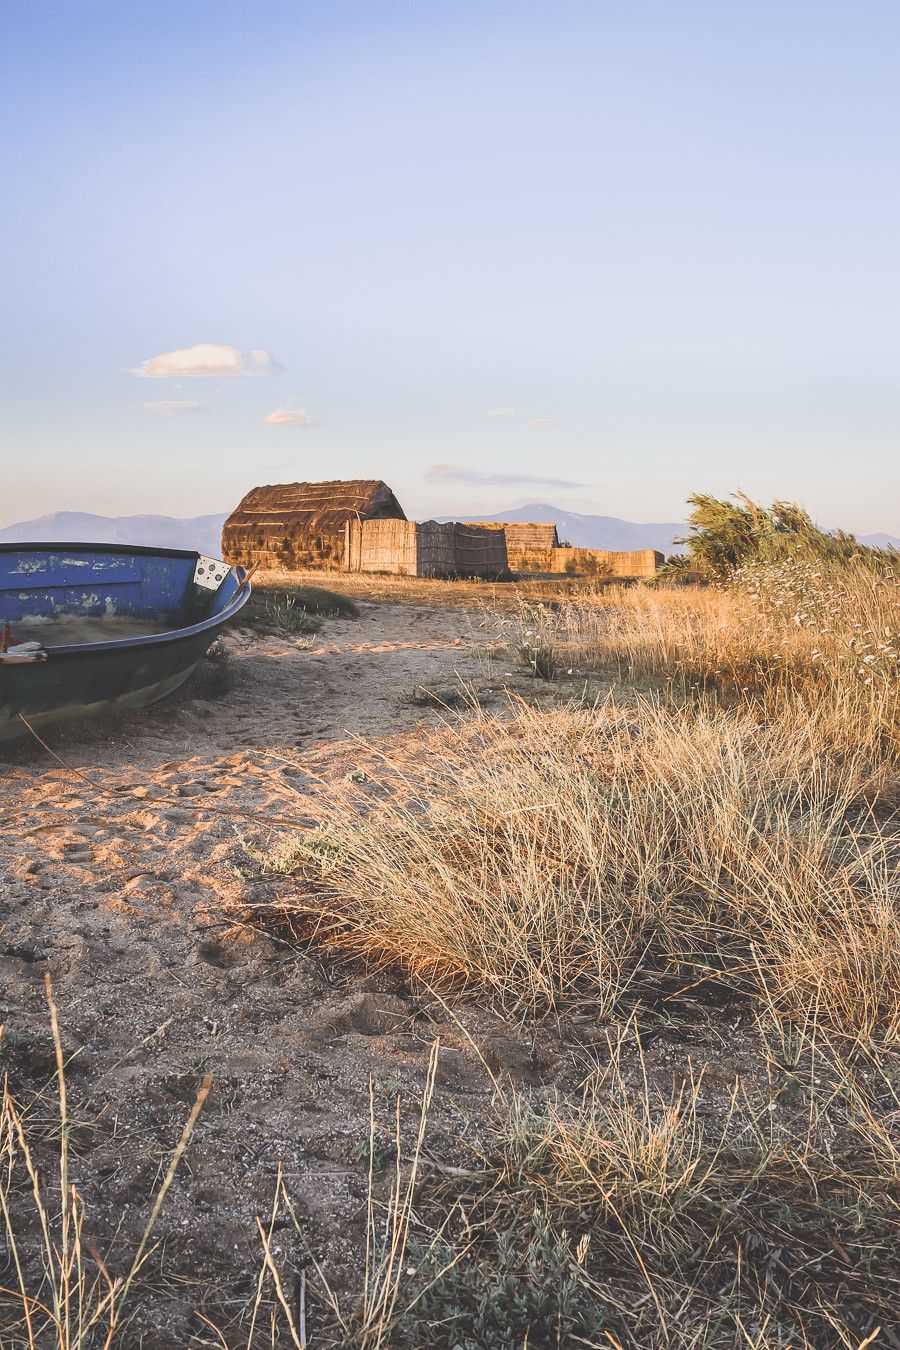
left=258, top=691, right=899, bottom=1041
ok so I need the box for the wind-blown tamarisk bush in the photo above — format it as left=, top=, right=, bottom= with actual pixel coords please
left=676, top=491, right=898, bottom=577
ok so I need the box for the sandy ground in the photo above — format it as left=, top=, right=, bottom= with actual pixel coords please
left=0, top=599, right=580, bottom=1345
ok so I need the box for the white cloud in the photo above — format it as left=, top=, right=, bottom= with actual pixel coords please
left=488, top=404, right=515, bottom=417
left=133, top=343, right=283, bottom=378
left=259, top=407, right=315, bottom=426
left=142, top=400, right=208, bottom=415
left=529, top=418, right=559, bottom=429
left=425, top=463, right=584, bottom=488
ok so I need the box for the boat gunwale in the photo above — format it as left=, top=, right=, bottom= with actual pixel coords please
left=0, top=541, right=251, bottom=658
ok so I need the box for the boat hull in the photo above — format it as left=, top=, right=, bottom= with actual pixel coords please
left=2, top=625, right=220, bottom=739
left=0, top=543, right=250, bottom=740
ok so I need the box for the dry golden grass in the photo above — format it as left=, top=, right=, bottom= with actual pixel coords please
left=6, top=560, right=896, bottom=1347
left=260, top=694, right=900, bottom=1042
left=243, top=556, right=900, bottom=1344
left=502, top=1028, right=723, bottom=1242
left=514, top=558, right=900, bottom=759
left=439, top=1026, right=900, bottom=1347
left=255, top=566, right=609, bottom=611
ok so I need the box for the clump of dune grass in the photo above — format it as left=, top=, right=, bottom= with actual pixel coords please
left=258, top=582, right=361, bottom=618
left=502, top=1032, right=723, bottom=1246
left=245, top=591, right=324, bottom=635
left=255, top=694, right=900, bottom=1043
left=241, top=579, right=362, bottom=638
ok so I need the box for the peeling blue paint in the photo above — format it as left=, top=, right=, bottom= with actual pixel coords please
left=0, top=542, right=250, bottom=738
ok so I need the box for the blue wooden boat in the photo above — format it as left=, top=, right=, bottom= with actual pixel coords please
left=0, top=543, right=252, bottom=740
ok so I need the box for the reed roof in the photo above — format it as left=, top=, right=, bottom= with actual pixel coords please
left=223, top=479, right=406, bottom=542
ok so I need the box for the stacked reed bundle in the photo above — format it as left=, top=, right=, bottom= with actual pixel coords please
left=345, top=519, right=508, bottom=578
left=551, top=547, right=663, bottom=577
left=468, top=522, right=560, bottom=572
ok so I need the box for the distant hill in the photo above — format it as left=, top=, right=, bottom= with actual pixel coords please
left=445, top=505, right=900, bottom=556
left=445, top=504, right=687, bottom=555
left=859, top=531, right=900, bottom=550
left=0, top=511, right=229, bottom=556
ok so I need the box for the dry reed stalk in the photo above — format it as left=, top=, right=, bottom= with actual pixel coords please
left=0, top=979, right=212, bottom=1349
left=357, top=1040, right=440, bottom=1347
left=104, top=1071, right=213, bottom=1342
left=236, top=1041, right=455, bottom=1350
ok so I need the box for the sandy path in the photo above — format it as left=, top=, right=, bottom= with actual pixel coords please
left=4, top=599, right=497, bottom=769
left=0, top=601, right=567, bottom=1345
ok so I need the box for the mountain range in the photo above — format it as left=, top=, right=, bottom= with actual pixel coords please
left=450, top=505, right=900, bottom=554
left=448, top=504, right=688, bottom=555
left=858, top=532, right=900, bottom=550
left=0, top=511, right=229, bottom=557
left=1, top=507, right=897, bottom=558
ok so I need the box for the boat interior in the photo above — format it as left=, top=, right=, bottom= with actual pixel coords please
left=0, top=545, right=239, bottom=650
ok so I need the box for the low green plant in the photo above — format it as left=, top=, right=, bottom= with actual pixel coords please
left=397, top=1211, right=597, bottom=1349
left=248, top=593, right=321, bottom=635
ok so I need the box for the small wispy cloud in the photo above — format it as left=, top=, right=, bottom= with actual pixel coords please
left=487, top=404, right=515, bottom=417
left=529, top=418, right=559, bottom=430
left=133, top=343, right=283, bottom=378
left=259, top=407, right=315, bottom=426
left=425, top=464, right=585, bottom=488
left=142, top=400, right=209, bottom=415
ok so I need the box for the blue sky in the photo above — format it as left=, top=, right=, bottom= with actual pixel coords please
left=2, top=1, right=899, bottom=533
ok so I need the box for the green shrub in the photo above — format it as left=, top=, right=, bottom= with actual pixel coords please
left=679, top=491, right=889, bottom=578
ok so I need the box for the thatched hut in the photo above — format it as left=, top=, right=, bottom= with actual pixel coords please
left=467, top=522, right=560, bottom=572
left=345, top=519, right=508, bottom=578
left=221, top=479, right=406, bottom=570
